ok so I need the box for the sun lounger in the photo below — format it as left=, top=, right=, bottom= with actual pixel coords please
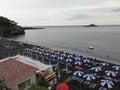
left=89, top=83, right=97, bottom=89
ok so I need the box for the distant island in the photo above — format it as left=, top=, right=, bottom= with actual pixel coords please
left=23, top=27, right=45, bottom=30
left=82, top=24, right=98, bottom=27
left=0, top=16, right=25, bottom=36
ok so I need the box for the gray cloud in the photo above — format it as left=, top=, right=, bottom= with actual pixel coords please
left=68, top=14, right=90, bottom=20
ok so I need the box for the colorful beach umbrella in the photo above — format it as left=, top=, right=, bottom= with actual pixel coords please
left=56, top=83, right=69, bottom=90
left=74, top=57, right=81, bottom=61
left=74, top=66, right=83, bottom=71
left=74, top=71, right=84, bottom=77
left=100, top=79, right=114, bottom=89
left=70, top=76, right=79, bottom=81
left=112, top=66, right=120, bottom=71
left=75, top=61, right=82, bottom=65
left=91, top=67, right=101, bottom=72
left=83, top=59, right=90, bottom=63
left=105, top=71, right=117, bottom=77
left=67, top=55, right=73, bottom=58
left=66, top=59, right=72, bottom=62
left=83, top=74, right=96, bottom=81
left=100, top=63, right=109, bottom=66
left=57, top=57, right=64, bottom=60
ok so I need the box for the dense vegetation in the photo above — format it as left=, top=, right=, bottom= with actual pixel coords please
left=0, top=16, right=25, bottom=36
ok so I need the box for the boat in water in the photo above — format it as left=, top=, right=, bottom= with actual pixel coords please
left=88, top=46, right=94, bottom=49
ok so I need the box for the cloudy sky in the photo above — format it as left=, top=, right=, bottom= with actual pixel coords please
left=0, top=0, right=120, bottom=26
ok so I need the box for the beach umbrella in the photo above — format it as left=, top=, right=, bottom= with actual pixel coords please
left=56, top=83, right=69, bottom=90
left=74, top=66, right=83, bottom=71
left=74, top=71, right=84, bottom=77
left=91, top=67, right=101, bottom=72
left=57, top=57, right=64, bottom=60
left=100, top=63, right=109, bottom=66
left=74, top=57, right=81, bottom=61
left=66, top=59, right=72, bottom=63
left=83, top=74, right=96, bottom=81
left=100, top=79, right=114, bottom=89
left=67, top=55, right=73, bottom=58
left=70, top=76, right=79, bottom=81
left=105, top=71, right=116, bottom=77
left=83, top=59, right=90, bottom=63
left=112, top=66, right=120, bottom=71
left=75, top=61, right=82, bottom=65
left=92, top=57, right=96, bottom=60
left=60, top=53, right=66, bottom=57
left=50, top=55, right=56, bottom=58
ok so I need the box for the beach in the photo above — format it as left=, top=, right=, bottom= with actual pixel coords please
left=0, top=37, right=120, bottom=90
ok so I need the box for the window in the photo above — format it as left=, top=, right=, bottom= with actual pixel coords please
left=18, top=79, right=31, bottom=90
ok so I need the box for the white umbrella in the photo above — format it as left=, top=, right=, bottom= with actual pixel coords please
left=75, top=61, right=82, bottom=65
left=70, top=76, right=79, bottom=81
left=105, top=71, right=116, bottom=77
left=100, top=79, right=114, bottom=89
left=74, top=71, right=84, bottom=77
left=60, top=54, right=66, bottom=57
left=83, top=74, right=96, bottom=81
left=91, top=67, right=101, bottom=72
left=57, top=57, right=64, bottom=60
left=83, top=59, right=90, bottom=63
left=100, top=63, right=109, bottom=66
left=112, top=66, right=120, bottom=71
left=50, top=55, right=56, bottom=58
left=74, top=57, right=81, bottom=61
left=67, top=55, right=73, bottom=58
left=66, top=59, right=72, bottom=62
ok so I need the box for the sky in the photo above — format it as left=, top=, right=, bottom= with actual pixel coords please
left=0, top=0, right=120, bottom=26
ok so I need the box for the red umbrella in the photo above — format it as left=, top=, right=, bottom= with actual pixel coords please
left=56, top=83, right=69, bottom=90
left=74, top=66, right=83, bottom=71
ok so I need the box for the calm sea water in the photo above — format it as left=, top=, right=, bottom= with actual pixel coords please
left=11, top=25, right=120, bottom=64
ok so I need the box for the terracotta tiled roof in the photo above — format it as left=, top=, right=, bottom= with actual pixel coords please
left=0, top=59, right=38, bottom=87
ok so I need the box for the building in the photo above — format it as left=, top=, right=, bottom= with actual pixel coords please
left=0, top=59, right=38, bottom=90
left=12, top=55, right=56, bottom=85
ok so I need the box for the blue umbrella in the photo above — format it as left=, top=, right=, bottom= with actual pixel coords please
left=100, top=63, right=109, bottom=66
left=112, top=66, right=120, bottom=71
left=57, top=57, right=64, bottom=60
left=74, top=57, right=81, bottom=61
left=75, top=61, right=82, bottom=65
left=91, top=67, right=101, bottom=72
left=70, top=76, right=79, bottom=81
left=67, top=55, right=73, bottom=58
left=83, top=59, right=90, bottom=63
left=74, top=71, right=84, bottom=77
left=100, top=79, right=114, bottom=89
left=105, top=71, right=117, bottom=77
left=60, top=54, right=66, bottom=57
left=83, top=74, right=96, bottom=81
left=66, top=59, right=72, bottom=63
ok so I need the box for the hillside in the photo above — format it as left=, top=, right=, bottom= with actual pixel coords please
left=0, top=16, right=25, bottom=36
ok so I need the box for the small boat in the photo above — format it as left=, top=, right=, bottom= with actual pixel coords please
left=88, top=46, right=94, bottom=49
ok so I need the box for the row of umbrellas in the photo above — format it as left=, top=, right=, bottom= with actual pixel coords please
left=69, top=75, right=115, bottom=89
left=56, top=79, right=114, bottom=90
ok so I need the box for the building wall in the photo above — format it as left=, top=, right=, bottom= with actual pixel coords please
left=10, top=73, right=36, bottom=90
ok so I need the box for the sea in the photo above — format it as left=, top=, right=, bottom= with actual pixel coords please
left=11, top=25, right=120, bottom=64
